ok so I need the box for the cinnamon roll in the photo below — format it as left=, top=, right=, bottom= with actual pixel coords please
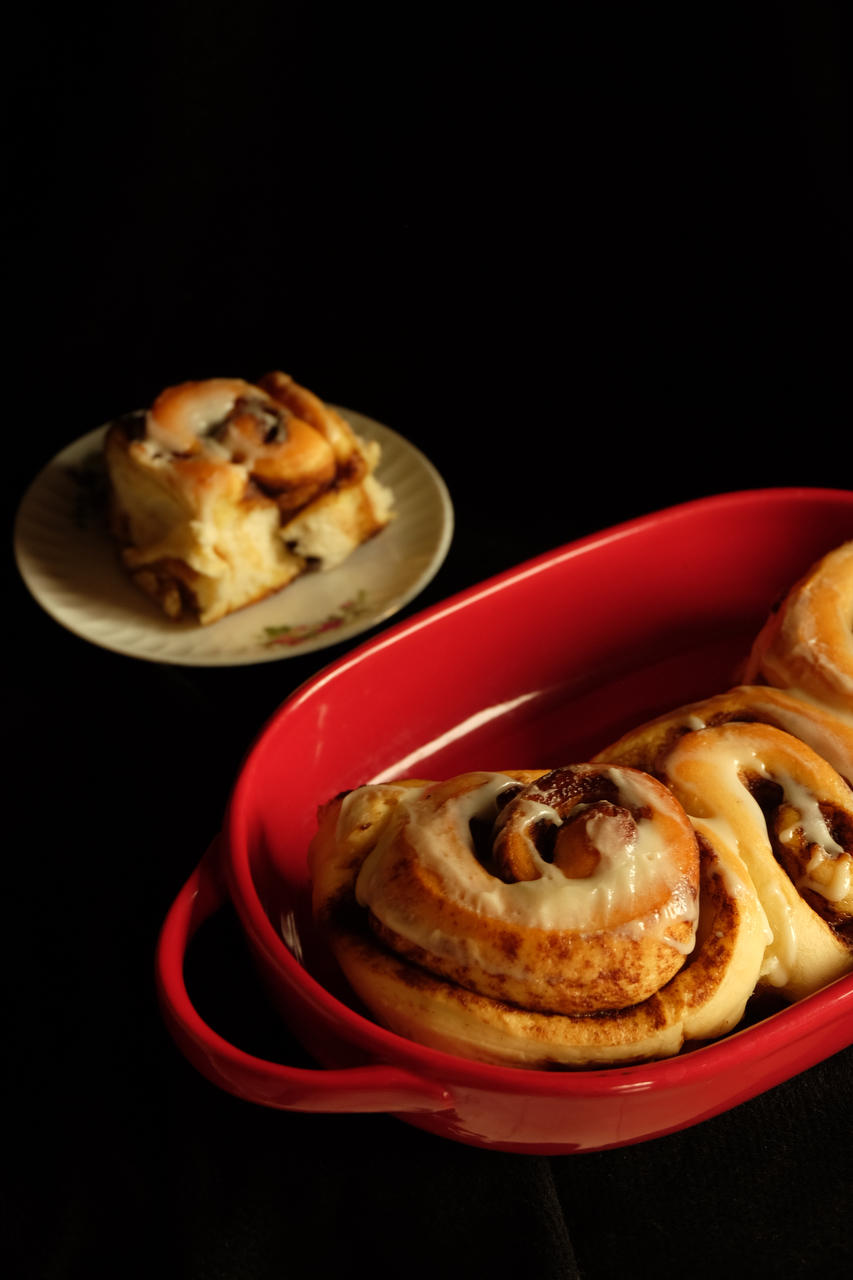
left=658, top=722, right=853, bottom=1000
left=309, top=768, right=769, bottom=1067
left=743, top=540, right=853, bottom=716
left=593, top=684, right=853, bottom=788
left=104, top=372, right=394, bottom=624
left=595, top=659, right=853, bottom=994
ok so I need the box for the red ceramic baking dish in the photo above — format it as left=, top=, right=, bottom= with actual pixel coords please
left=156, top=488, right=853, bottom=1154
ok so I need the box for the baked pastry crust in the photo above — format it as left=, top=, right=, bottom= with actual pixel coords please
left=743, top=540, right=853, bottom=714
left=308, top=770, right=766, bottom=1068
left=103, top=373, right=394, bottom=624
left=593, top=684, right=853, bottom=789
left=653, top=721, right=852, bottom=999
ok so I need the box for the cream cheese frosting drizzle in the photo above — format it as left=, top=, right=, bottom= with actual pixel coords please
left=662, top=723, right=853, bottom=998
left=355, top=771, right=697, bottom=938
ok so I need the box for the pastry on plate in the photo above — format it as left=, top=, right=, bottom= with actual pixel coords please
left=103, top=372, right=394, bottom=624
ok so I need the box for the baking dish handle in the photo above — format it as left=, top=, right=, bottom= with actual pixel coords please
left=155, top=840, right=454, bottom=1115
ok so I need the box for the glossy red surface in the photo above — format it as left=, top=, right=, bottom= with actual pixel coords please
left=156, top=488, right=853, bottom=1153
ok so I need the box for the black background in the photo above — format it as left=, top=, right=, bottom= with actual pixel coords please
left=7, top=3, right=852, bottom=1278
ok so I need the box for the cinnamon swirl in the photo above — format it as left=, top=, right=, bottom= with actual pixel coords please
left=658, top=722, right=853, bottom=1000
left=309, top=768, right=769, bottom=1067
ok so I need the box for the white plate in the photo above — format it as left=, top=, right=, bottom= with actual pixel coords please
left=14, top=409, right=454, bottom=666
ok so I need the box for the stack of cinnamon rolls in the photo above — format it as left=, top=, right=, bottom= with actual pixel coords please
left=309, top=541, right=853, bottom=1067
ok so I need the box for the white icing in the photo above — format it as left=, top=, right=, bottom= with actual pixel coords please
left=665, top=727, right=852, bottom=992
left=147, top=382, right=241, bottom=449
left=800, top=848, right=852, bottom=903
left=777, top=775, right=843, bottom=855
left=356, top=771, right=698, bottom=940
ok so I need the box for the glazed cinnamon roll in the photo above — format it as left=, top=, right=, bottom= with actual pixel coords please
left=594, top=684, right=853, bottom=787
left=658, top=722, right=852, bottom=1000
left=596, top=674, right=853, bottom=999
left=743, top=540, right=853, bottom=716
left=104, top=372, right=394, bottom=624
left=309, top=768, right=769, bottom=1067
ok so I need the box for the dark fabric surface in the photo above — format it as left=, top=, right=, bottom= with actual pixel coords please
left=7, top=3, right=852, bottom=1277
left=8, top=520, right=853, bottom=1280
